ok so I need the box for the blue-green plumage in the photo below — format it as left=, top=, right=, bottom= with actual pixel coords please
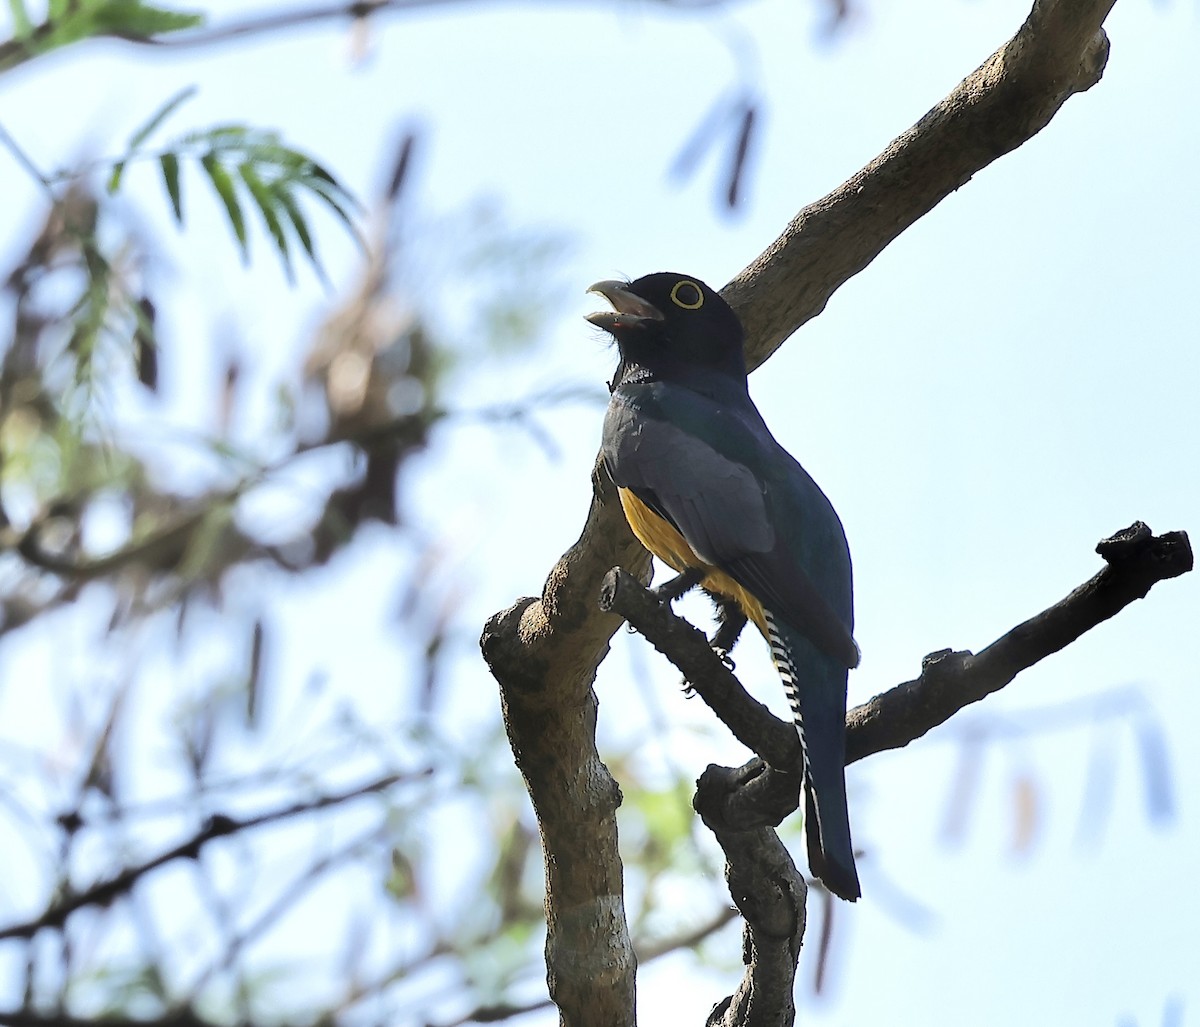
left=589, top=272, right=861, bottom=901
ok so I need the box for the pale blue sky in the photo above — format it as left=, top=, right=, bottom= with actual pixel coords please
left=1, top=0, right=1197, bottom=1023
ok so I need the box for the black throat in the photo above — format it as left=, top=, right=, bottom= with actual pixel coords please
left=610, top=358, right=752, bottom=410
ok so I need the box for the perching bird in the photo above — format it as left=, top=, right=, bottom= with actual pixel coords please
left=588, top=272, right=861, bottom=901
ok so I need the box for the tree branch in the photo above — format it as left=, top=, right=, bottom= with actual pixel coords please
left=480, top=462, right=645, bottom=1027
left=603, top=523, right=1189, bottom=1026
left=0, top=0, right=733, bottom=72
left=0, top=773, right=408, bottom=943
left=699, top=820, right=805, bottom=1027
left=844, top=521, right=1193, bottom=764
left=603, top=523, right=1191, bottom=835
left=724, top=0, right=1117, bottom=367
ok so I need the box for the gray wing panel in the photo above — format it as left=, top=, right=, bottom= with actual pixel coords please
left=603, top=391, right=859, bottom=668
left=603, top=402, right=773, bottom=565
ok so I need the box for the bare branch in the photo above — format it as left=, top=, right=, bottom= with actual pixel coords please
left=636, top=906, right=740, bottom=962
left=0, top=773, right=409, bottom=943
left=183, top=824, right=388, bottom=1001
left=9, top=506, right=219, bottom=581
left=724, top=0, right=1117, bottom=366
left=845, top=522, right=1193, bottom=764
left=698, top=819, right=805, bottom=1027
left=434, top=998, right=554, bottom=1027
left=603, top=523, right=1191, bottom=832
left=0, top=0, right=731, bottom=70
left=481, top=460, right=647, bottom=1027
left=0, top=1012, right=214, bottom=1027
left=599, top=567, right=796, bottom=769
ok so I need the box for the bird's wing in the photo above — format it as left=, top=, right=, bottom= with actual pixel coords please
left=604, top=392, right=858, bottom=668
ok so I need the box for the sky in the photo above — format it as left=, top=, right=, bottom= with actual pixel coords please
left=1, top=0, right=1198, bottom=1024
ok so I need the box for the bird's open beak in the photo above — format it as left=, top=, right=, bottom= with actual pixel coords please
left=585, top=280, right=664, bottom=332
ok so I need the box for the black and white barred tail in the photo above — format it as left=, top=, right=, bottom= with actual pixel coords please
left=764, top=608, right=809, bottom=771
left=761, top=606, right=861, bottom=901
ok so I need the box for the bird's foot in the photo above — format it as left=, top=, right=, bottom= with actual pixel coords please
left=653, top=566, right=704, bottom=604
left=710, top=600, right=747, bottom=655
left=713, top=647, right=736, bottom=672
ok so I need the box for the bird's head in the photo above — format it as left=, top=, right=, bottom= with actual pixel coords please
left=586, top=272, right=746, bottom=386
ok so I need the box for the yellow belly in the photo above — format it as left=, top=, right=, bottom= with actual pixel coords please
left=618, top=487, right=768, bottom=637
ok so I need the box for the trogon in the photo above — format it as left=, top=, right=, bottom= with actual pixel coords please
left=588, top=272, right=861, bottom=901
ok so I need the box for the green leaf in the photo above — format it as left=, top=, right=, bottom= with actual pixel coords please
left=239, top=161, right=292, bottom=280
left=146, top=125, right=361, bottom=276
left=303, top=175, right=357, bottom=229
left=37, top=9, right=99, bottom=50
left=107, top=159, right=127, bottom=195
left=274, top=187, right=315, bottom=260
left=90, top=1, right=204, bottom=38
left=9, top=0, right=34, bottom=39
left=308, top=161, right=338, bottom=186
left=128, top=84, right=197, bottom=151
left=201, top=152, right=247, bottom=258
left=160, top=151, right=182, bottom=221
left=179, top=123, right=261, bottom=150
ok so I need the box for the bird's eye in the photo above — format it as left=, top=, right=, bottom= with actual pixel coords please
left=670, top=280, right=704, bottom=310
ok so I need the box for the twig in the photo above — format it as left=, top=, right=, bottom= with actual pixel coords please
left=0, top=122, right=49, bottom=188
left=844, top=523, right=1192, bottom=764
left=110, top=0, right=728, bottom=51
left=0, top=773, right=407, bottom=942
left=183, top=824, right=387, bottom=1001
left=598, top=567, right=795, bottom=767
left=636, top=906, right=740, bottom=962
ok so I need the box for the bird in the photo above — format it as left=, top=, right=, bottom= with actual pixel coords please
left=587, top=272, right=861, bottom=901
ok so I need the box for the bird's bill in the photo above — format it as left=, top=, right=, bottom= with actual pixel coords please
left=585, top=280, right=665, bottom=332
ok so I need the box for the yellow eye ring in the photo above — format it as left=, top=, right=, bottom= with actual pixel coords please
left=670, top=279, right=704, bottom=310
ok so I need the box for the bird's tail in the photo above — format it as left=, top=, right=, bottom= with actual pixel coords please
left=764, top=610, right=861, bottom=902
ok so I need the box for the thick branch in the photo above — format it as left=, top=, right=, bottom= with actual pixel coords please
left=699, top=814, right=805, bottom=1027
left=724, top=0, right=1116, bottom=367
left=480, top=460, right=647, bottom=1027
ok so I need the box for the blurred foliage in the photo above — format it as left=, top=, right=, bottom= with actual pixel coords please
left=0, top=0, right=203, bottom=74
left=104, top=87, right=361, bottom=282
left=0, top=33, right=585, bottom=1017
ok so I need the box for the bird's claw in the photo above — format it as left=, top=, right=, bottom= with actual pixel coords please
left=652, top=566, right=704, bottom=604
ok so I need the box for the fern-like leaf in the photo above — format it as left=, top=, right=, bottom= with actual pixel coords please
left=201, top=152, right=247, bottom=258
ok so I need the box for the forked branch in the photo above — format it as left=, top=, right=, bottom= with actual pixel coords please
left=604, top=524, right=1189, bottom=1023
